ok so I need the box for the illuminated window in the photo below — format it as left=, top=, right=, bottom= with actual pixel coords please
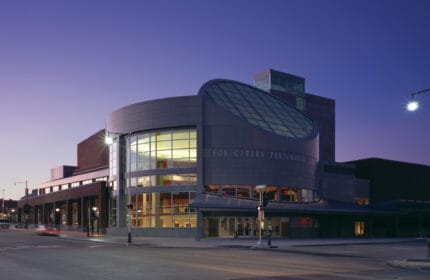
left=131, top=192, right=196, bottom=228
left=109, top=141, right=118, bottom=178
left=237, top=185, right=251, bottom=199
left=128, top=174, right=196, bottom=187
left=127, top=128, right=197, bottom=172
left=221, top=185, right=236, bottom=197
left=355, top=197, right=369, bottom=205
left=204, top=185, right=219, bottom=194
left=82, top=179, right=93, bottom=185
left=355, top=221, right=365, bottom=236
left=281, top=187, right=299, bottom=202
left=207, top=185, right=318, bottom=203
left=265, top=186, right=278, bottom=201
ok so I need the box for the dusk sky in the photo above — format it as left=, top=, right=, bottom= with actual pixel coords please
left=1, top=0, right=429, bottom=200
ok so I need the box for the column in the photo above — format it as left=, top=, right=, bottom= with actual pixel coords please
left=195, top=208, right=202, bottom=241
left=66, top=200, right=72, bottom=230
left=117, top=136, right=126, bottom=228
left=99, top=185, right=108, bottom=232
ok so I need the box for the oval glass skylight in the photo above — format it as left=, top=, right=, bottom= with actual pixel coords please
left=201, top=80, right=315, bottom=138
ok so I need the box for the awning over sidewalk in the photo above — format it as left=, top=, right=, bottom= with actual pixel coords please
left=189, top=194, right=397, bottom=215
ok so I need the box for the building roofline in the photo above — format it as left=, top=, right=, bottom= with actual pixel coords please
left=345, top=157, right=430, bottom=168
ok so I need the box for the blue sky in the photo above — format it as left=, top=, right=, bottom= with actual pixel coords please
left=1, top=0, right=429, bottom=199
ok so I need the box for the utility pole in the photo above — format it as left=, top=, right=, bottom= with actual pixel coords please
left=1, top=188, right=4, bottom=217
left=14, top=179, right=29, bottom=226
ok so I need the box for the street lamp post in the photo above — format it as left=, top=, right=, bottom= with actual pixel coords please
left=14, top=180, right=28, bottom=227
left=1, top=188, right=4, bottom=218
left=11, top=209, right=16, bottom=223
left=255, top=185, right=266, bottom=246
left=92, top=206, right=99, bottom=236
left=55, top=208, right=60, bottom=230
left=406, top=88, right=430, bottom=112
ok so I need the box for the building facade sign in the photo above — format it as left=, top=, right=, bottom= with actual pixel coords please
left=204, top=148, right=308, bottom=163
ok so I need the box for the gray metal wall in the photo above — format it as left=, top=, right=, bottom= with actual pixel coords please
left=202, top=98, right=319, bottom=190
left=106, top=96, right=202, bottom=135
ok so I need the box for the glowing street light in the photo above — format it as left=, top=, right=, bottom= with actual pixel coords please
left=406, top=88, right=430, bottom=112
left=105, top=135, right=114, bottom=145
left=406, top=98, right=419, bottom=112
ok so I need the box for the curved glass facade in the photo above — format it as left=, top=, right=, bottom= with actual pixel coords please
left=125, top=128, right=198, bottom=228
left=131, top=192, right=196, bottom=228
left=127, top=128, right=197, bottom=173
left=202, top=81, right=314, bottom=138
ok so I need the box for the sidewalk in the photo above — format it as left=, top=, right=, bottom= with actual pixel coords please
left=13, top=226, right=430, bottom=270
left=59, top=230, right=430, bottom=271
left=58, top=229, right=425, bottom=251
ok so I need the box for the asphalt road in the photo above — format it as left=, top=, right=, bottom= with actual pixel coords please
left=0, top=230, right=428, bottom=280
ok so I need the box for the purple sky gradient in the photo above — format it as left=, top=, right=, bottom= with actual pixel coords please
left=1, top=0, right=429, bottom=200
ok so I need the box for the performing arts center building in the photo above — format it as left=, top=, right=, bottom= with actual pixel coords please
left=18, top=70, right=430, bottom=239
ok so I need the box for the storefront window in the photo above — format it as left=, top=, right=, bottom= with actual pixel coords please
left=131, top=192, right=196, bottom=228
left=355, top=221, right=365, bottom=236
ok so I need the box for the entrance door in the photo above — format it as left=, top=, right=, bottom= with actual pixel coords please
left=206, top=218, right=219, bottom=237
left=220, top=217, right=235, bottom=238
left=237, top=218, right=254, bottom=237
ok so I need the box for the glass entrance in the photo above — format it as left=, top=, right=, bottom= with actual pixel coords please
left=204, top=217, right=259, bottom=238
left=220, top=217, right=235, bottom=237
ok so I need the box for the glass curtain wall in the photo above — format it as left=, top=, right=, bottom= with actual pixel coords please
left=127, top=129, right=197, bottom=173
left=131, top=192, right=196, bottom=228
left=125, top=128, right=197, bottom=228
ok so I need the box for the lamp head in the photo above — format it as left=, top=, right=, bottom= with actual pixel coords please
left=105, top=135, right=114, bottom=145
left=406, top=99, right=419, bottom=112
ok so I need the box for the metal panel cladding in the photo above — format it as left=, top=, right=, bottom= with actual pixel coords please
left=199, top=79, right=319, bottom=190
